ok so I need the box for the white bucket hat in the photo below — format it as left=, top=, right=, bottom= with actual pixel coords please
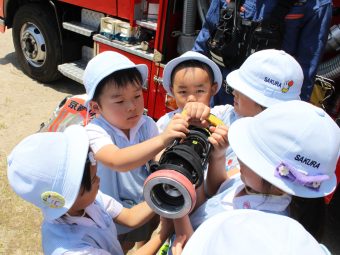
left=162, top=51, right=222, bottom=96
left=7, top=125, right=89, bottom=221
left=83, top=51, right=148, bottom=104
left=227, top=49, right=303, bottom=107
left=182, top=210, right=330, bottom=255
left=229, top=100, right=340, bottom=198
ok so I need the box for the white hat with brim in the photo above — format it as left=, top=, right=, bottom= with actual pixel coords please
left=7, top=125, right=89, bottom=221
left=182, top=210, right=330, bottom=255
left=162, top=51, right=222, bottom=96
left=227, top=49, right=303, bottom=107
left=83, top=51, right=148, bottom=105
left=228, top=100, right=339, bottom=198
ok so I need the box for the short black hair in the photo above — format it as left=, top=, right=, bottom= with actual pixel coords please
left=80, top=152, right=93, bottom=195
left=170, top=60, right=215, bottom=87
left=92, top=67, right=143, bottom=105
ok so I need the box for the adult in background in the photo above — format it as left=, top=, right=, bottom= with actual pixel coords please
left=193, top=0, right=332, bottom=105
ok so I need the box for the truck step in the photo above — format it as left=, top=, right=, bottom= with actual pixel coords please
left=58, top=60, right=87, bottom=84
left=62, top=9, right=104, bottom=36
left=58, top=46, right=93, bottom=84
left=62, top=21, right=97, bottom=37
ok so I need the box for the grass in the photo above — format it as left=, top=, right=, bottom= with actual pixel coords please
left=0, top=152, right=43, bottom=254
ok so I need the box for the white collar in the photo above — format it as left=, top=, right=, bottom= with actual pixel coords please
left=222, top=183, right=292, bottom=213
left=99, top=115, right=146, bottom=142
left=56, top=202, right=110, bottom=229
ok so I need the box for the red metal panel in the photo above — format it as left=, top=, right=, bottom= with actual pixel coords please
left=96, top=42, right=153, bottom=112
left=58, top=0, right=117, bottom=16
left=153, top=0, right=166, bottom=54
left=154, top=0, right=182, bottom=63
left=150, top=64, right=174, bottom=120
left=116, top=0, right=131, bottom=20
left=331, top=0, right=340, bottom=25
left=325, top=158, right=340, bottom=204
left=0, top=0, right=4, bottom=17
left=147, top=63, right=162, bottom=118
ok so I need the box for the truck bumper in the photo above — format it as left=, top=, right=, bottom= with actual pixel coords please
left=0, top=18, right=5, bottom=32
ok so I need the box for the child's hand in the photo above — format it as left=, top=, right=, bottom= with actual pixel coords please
left=172, top=235, right=187, bottom=255
left=157, top=217, right=174, bottom=239
left=183, top=102, right=211, bottom=127
left=208, top=125, right=229, bottom=158
left=161, top=114, right=189, bottom=146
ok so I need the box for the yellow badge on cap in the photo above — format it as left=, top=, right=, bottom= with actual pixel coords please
left=41, top=191, right=65, bottom=208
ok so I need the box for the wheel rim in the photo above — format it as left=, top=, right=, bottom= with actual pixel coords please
left=20, top=22, right=46, bottom=67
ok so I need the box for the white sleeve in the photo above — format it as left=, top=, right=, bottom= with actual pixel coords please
left=98, top=191, right=124, bottom=219
left=211, top=104, right=235, bottom=126
left=156, top=114, right=169, bottom=133
left=146, top=117, right=159, bottom=137
left=63, top=247, right=111, bottom=255
left=85, top=123, right=114, bottom=154
left=156, top=110, right=177, bottom=133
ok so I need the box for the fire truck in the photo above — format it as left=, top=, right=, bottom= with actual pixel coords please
left=0, top=0, right=208, bottom=119
left=0, top=0, right=340, bottom=119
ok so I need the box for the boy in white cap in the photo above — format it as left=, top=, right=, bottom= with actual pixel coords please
left=157, top=51, right=229, bottom=199
left=7, top=125, right=173, bottom=255
left=83, top=51, right=188, bottom=249
left=157, top=50, right=222, bottom=132
left=174, top=100, right=340, bottom=248
left=173, top=210, right=331, bottom=255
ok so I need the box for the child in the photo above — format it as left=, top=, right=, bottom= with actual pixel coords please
left=174, top=210, right=331, bottom=255
left=176, top=100, right=340, bottom=246
left=7, top=125, right=173, bottom=255
left=83, top=51, right=188, bottom=246
left=157, top=50, right=222, bottom=132
left=157, top=51, right=228, bottom=200
left=185, top=49, right=304, bottom=187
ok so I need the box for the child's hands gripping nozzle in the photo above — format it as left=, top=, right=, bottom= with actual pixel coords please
left=143, top=111, right=224, bottom=219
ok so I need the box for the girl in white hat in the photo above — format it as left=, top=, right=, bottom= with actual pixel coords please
left=172, top=100, right=340, bottom=251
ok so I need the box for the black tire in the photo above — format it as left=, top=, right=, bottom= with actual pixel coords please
left=12, top=4, right=62, bottom=83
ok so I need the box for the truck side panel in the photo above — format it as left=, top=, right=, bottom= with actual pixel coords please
left=0, top=0, right=4, bottom=32
left=58, top=0, right=117, bottom=17
left=0, top=0, right=4, bottom=17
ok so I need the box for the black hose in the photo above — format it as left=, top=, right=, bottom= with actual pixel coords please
left=317, top=54, right=340, bottom=80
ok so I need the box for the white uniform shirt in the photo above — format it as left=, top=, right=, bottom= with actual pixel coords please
left=156, top=109, right=181, bottom=133
left=86, top=115, right=158, bottom=234
left=42, top=191, right=124, bottom=255
left=190, top=177, right=292, bottom=229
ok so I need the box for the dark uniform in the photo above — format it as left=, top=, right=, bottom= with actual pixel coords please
left=193, top=0, right=332, bottom=105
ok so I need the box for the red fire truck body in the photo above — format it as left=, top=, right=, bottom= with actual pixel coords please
left=0, top=0, right=340, bottom=119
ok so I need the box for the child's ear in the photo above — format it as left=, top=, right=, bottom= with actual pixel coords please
left=90, top=101, right=100, bottom=114
left=170, top=86, right=174, bottom=95
left=211, top=82, right=218, bottom=95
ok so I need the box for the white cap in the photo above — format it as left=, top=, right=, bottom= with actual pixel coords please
left=83, top=51, right=148, bottom=104
left=229, top=100, right=340, bottom=198
left=182, top=210, right=330, bottom=255
left=162, top=51, right=222, bottom=96
left=227, top=49, right=303, bottom=107
left=7, top=125, right=89, bottom=221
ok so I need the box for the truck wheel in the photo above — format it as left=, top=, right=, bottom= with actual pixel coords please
left=12, top=4, right=62, bottom=83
